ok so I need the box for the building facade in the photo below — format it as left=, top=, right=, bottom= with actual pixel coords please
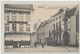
left=63, top=5, right=79, bottom=46
left=37, top=5, right=79, bottom=46
left=4, top=4, right=33, bottom=47
left=37, top=9, right=65, bottom=45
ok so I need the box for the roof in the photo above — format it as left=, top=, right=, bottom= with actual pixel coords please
left=37, top=9, right=64, bottom=29
left=52, top=9, right=64, bottom=17
left=65, top=7, right=76, bottom=18
left=4, top=4, right=33, bottom=10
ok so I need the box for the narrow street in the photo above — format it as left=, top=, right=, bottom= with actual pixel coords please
left=5, top=45, right=79, bottom=52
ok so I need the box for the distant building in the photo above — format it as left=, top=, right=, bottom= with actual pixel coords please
left=37, top=22, right=46, bottom=44
left=34, top=19, right=41, bottom=31
left=4, top=4, right=33, bottom=47
left=31, top=32, right=37, bottom=47
left=31, top=20, right=41, bottom=46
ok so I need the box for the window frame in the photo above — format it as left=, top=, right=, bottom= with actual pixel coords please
left=5, top=24, right=9, bottom=31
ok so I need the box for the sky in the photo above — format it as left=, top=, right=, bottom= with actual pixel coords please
left=31, top=4, right=77, bottom=32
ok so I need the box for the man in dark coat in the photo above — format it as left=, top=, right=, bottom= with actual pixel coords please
left=41, top=39, right=45, bottom=48
left=41, top=41, right=45, bottom=48
left=42, top=43, right=44, bottom=48
left=34, top=42, right=37, bottom=48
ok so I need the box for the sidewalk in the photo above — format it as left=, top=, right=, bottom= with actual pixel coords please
left=4, top=45, right=79, bottom=52
left=64, top=46, right=79, bottom=52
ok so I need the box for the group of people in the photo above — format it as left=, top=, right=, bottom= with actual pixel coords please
left=13, top=42, right=20, bottom=48
left=34, top=42, right=44, bottom=48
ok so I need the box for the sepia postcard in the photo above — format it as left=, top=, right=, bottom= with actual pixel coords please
left=1, top=1, right=79, bottom=54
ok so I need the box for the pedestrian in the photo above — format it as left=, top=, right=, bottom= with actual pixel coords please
left=42, top=43, right=44, bottom=48
left=17, top=42, right=20, bottom=48
left=62, top=40, right=65, bottom=47
left=34, top=42, right=37, bottom=48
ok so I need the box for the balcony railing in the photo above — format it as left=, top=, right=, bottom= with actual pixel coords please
left=7, top=21, right=28, bottom=24
left=4, top=31, right=31, bottom=35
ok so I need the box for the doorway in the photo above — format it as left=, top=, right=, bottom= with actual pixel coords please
left=63, top=31, right=69, bottom=46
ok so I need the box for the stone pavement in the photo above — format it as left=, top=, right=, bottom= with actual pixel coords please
left=4, top=45, right=79, bottom=52
left=64, top=46, right=79, bottom=52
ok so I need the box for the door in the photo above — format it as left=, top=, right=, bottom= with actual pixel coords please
left=63, top=31, right=69, bottom=46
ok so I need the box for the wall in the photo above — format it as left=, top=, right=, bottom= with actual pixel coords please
left=70, top=16, right=76, bottom=45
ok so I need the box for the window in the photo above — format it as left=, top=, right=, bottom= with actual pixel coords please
left=59, top=16, right=61, bottom=19
left=12, top=24, right=16, bottom=31
left=5, top=15, right=9, bottom=21
left=59, top=21, right=61, bottom=27
left=56, top=18, right=58, bottom=20
left=12, top=16, right=16, bottom=21
left=5, top=24, right=9, bottom=31
left=20, top=27, right=23, bottom=31
left=64, top=22, right=68, bottom=29
left=26, top=24, right=30, bottom=26
left=53, top=24, right=55, bottom=30
left=6, top=16, right=9, bottom=21
left=19, top=24, right=23, bottom=31
left=26, top=27, right=30, bottom=31
left=26, top=15, right=30, bottom=21
left=26, top=24, right=30, bottom=31
left=53, top=19, right=55, bottom=22
left=20, top=15, right=23, bottom=21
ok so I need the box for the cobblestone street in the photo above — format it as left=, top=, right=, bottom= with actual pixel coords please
left=5, top=45, right=79, bottom=52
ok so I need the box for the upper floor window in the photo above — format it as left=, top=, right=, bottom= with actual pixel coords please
left=26, top=27, right=30, bottom=31
left=12, top=16, right=16, bottom=21
left=19, top=15, right=23, bottom=21
left=26, top=24, right=30, bottom=26
left=5, top=24, right=9, bottom=31
left=53, top=19, right=55, bottom=22
left=26, top=15, right=30, bottom=22
left=59, top=16, right=61, bottom=19
left=53, top=24, right=55, bottom=30
left=59, top=21, right=61, bottom=27
left=56, top=18, right=58, bottom=21
left=64, top=22, right=68, bottom=29
left=12, top=24, right=16, bottom=31
left=6, top=16, right=9, bottom=21
left=19, top=24, right=23, bottom=31
left=5, top=15, right=9, bottom=21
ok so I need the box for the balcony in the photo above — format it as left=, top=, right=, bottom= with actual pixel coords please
left=4, top=31, right=31, bottom=35
left=7, top=21, right=28, bottom=24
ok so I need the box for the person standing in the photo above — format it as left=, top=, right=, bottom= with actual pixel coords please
left=41, top=41, right=45, bottom=48
left=17, top=42, right=20, bottom=48
left=34, top=42, right=37, bottom=48
left=42, top=43, right=44, bottom=48
left=41, top=39, right=45, bottom=48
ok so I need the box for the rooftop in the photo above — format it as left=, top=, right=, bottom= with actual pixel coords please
left=52, top=9, right=64, bottom=17
left=38, top=9, right=64, bottom=29
left=64, top=7, right=77, bottom=21
left=65, top=7, right=76, bottom=18
left=4, top=4, right=33, bottom=10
